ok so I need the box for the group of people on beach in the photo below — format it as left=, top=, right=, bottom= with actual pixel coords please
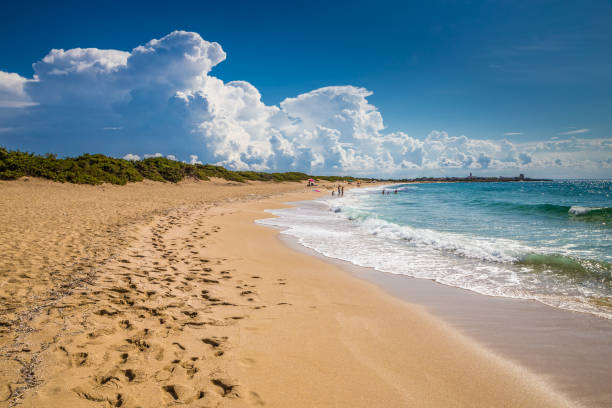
left=332, top=186, right=398, bottom=197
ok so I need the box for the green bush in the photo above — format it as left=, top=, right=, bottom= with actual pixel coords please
left=0, top=147, right=371, bottom=185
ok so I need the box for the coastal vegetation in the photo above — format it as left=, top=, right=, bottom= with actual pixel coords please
left=0, top=147, right=358, bottom=185
left=0, top=147, right=548, bottom=186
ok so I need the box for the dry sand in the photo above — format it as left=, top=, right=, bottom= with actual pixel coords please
left=0, top=178, right=308, bottom=406
left=0, top=179, right=575, bottom=407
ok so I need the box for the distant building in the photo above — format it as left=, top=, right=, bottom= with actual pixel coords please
left=519, top=173, right=525, bottom=180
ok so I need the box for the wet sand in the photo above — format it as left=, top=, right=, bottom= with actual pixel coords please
left=0, top=179, right=576, bottom=407
left=278, top=208, right=612, bottom=407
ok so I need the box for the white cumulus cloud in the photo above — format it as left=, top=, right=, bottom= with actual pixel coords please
left=189, top=154, right=202, bottom=165
left=0, top=31, right=610, bottom=178
left=0, top=71, right=37, bottom=108
left=122, top=153, right=140, bottom=161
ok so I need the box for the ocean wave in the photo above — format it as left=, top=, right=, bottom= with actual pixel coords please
left=352, top=215, right=525, bottom=263
left=519, top=253, right=611, bottom=284
left=568, top=206, right=612, bottom=218
left=257, top=197, right=612, bottom=319
left=478, top=201, right=611, bottom=221
left=336, top=205, right=610, bottom=283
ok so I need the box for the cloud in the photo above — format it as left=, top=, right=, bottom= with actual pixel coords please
left=0, top=31, right=610, bottom=178
left=35, top=48, right=129, bottom=77
left=144, top=153, right=163, bottom=159
left=0, top=71, right=37, bottom=108
left=189, top=154, right=202, bottom=165
left=122, top=153, right=140, bottom=161
left=558, top=128, right=590, bottom=135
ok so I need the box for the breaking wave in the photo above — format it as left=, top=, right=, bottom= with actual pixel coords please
left=480, top=201, right=611, bottom=221
left=257, top=180, right=612, bottom=319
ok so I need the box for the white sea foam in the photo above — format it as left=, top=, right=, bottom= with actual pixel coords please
left=569, top=206, right=600, bottom=215
left=256, top=191, right=612, bottom=320
left=359, top=217, right=525, bottom=263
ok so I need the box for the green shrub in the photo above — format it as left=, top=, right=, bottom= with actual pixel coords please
left=0, top=147, right=370, bottom=185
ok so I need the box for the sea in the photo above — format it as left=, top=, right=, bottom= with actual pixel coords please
left=257, top=180, right=612, bottom=319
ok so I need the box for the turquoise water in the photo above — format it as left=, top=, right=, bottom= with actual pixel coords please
left=354, top=181, right=610, bottom=264
left=258, top=180, right=612, bottom=319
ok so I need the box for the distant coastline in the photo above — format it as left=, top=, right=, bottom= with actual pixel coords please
left=401, top=175, right=552, bottom=183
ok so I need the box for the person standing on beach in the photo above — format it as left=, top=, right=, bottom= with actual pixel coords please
left=382, top=189, right=385, bottom=195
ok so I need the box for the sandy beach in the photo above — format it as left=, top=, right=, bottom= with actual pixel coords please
left=0, top=179, right=576, bottom=407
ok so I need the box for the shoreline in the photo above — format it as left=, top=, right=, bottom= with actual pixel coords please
left=207, top=192, right=576, bottom=407
left=277, top=226, right=612, bottom=407
left=0, top=180, right=578, bottom=406
left=261, top=191, right=612, bottom=407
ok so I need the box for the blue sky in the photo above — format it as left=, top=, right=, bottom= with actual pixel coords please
left=0, top=0, right=611, bottom=177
